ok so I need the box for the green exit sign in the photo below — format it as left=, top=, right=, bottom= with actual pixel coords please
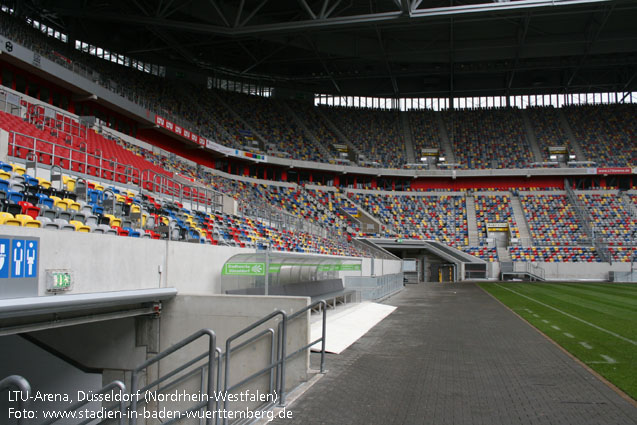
left=46, top=269, right=73, bottom=292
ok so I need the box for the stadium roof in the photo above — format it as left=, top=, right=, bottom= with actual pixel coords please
left=15, top=0, right=637, bottom=98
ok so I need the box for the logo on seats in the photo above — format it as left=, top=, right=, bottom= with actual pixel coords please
left=251, top=264, right=264, bottom=274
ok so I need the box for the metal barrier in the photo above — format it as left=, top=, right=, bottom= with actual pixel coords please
left=501, top=262, right=545, bottom=280
left=223, top=310, right=287, bottom=425
left=0, top=375, right=31, bottom=425
left=285, top=300, right=327, bottom=373
left=129, top=329, right=217, bottom=425
left=344, top=273, right=404, bottom=301
left=8, top=131, right=142, bottom=187
left=39, top=380, right=127, bottom=425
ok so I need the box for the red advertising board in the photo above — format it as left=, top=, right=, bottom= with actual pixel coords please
left=596, top=167, right=632, bottom=175
left=155, top=114, right=206, bottom=146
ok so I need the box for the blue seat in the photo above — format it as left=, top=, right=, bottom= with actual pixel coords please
left=36, top=194, right=55, bottom=209
left=123, top=227, right=141, bottom=237
left=87, top=189, right=102, bottom=204
left=0, top=163, right=13, bottom=172
left=24, top=176, right=39, bottom=187
left=0, top=180, right=9, bottom=192
left=92, top=205, right=104, bottom=215
left=7, top=191, right=23, bottom=203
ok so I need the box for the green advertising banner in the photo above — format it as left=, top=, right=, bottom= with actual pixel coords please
left=222, top=262, right=266, bottom=276
left=338, top=264, right=362, bottom=271
left=222, top=262, right=361, bottom=276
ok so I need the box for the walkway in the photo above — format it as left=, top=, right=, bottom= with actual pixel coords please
left=273, top=282, right=637, bottom=425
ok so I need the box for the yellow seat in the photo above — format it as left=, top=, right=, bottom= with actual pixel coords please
left=0, top=212, right=14, bottom=224
left=15, top=214, right=34, bottom=226
left=94, top=184, right=105, bottom=191
left=0, top=171, right=10, bottom=181
left=66, top=200, right=81, bottom=212
left=62, top=176, right=76, bottom=191
left=25, top=219, right=42, bottom=228
left=4, top=218, right=21, bottom=226
left=69, top=220, right=90, bottom=232
left=110, top=217, right=122, bottom=228
left=55, top=199, right=70, bottom=211
left=11, top=164, right=26, bottom=175
left=36, top=177, right=52, bottom=189
left=115, top=194, right=126, bottom=203
left=131, top=204, right=142, bottom=215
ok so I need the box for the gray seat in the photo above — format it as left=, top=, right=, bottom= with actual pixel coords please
left=41, top=207, right=58, bottom=220
left=58, top=210, right=73, bottom=222
left=72, top=211, right=89, bottom=224
left=85, top=214, right=99, bottom=226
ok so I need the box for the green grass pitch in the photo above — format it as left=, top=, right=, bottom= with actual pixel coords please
left=479, top=282, right=637, bottom=400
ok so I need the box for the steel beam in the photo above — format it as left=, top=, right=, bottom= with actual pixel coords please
left=47, top=0, right=618, bottom=37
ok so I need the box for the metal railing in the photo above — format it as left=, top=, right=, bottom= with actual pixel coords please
left=146, top=171, right=224, bottom=214
left=344, top=274, right=404, bottom=300
left=223, top=310, right=287, bottom=425
left=285, top=300, right=327, bottom=374
left=565, top=179, right=611, bottom=262
left=0, top=375, right=31, bottom=425
left=501, top=261, right=546, bottom=280
left=129, top=329, right=217, bottom=425
left=8, top=131, right=142, bottom=186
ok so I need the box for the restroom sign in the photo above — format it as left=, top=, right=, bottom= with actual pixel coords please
left=0, top=235, right=40, bottom=299
left=11, top=239, right=38, bottom=278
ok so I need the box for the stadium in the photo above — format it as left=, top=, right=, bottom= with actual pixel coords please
left=0, top=0, right=635, bottom=423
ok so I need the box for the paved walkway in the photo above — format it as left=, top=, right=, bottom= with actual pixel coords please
left=273, top=282, right=637, bottom=425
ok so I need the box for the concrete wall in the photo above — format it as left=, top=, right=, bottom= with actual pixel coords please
left=0, top=335, right=103, bottom=424
left=152, top=294, right=311, bottom=421
left=0, top=226, right=246, bottom=297
left=535, top=261, right=632, bottom=281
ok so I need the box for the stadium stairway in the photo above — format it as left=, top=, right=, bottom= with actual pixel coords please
left=557, top=108, right=586, bottom=161
left=210, top=90, right=269, bottom=150
left=282, top=102, right=334, bottom=160
left=435, top=113, right=456, bottom=163
left=510, top=194, right=532, bottom=246
left=621, top=192, right=637, bottom=217
left=315, top=107, right=364, bottom=162
left=520, top=109, right=544, bottom=163
left=465, top=193, right=480, bottom=246
left=399, top=111, right=417, bottom=164
left=497, top=245, right=512, bottom=262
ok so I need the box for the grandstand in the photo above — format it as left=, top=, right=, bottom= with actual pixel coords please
left=0, top=0, right=636, bottom=423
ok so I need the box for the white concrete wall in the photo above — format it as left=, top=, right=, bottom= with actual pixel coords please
left=156, top=294, right=311, bottom=419
left=535, top=261, right=632, bottom=281
left=0, top=227, right=396, bottom=298
left=0, top=226, right=248, bottom=296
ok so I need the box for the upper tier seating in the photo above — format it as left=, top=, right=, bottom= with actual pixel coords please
left=525, top=106, right=571, bottom=162
left=443, top=108, right=533, bottom=169
left=408, top=109, right=442, bottom=154
left=2, top=16, right=635, bottom=169
left=563, top=104, right=636, bottom=167
left=321, top=106, right=406, bottom=168
left=219, top=91, right=327, bottom=163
